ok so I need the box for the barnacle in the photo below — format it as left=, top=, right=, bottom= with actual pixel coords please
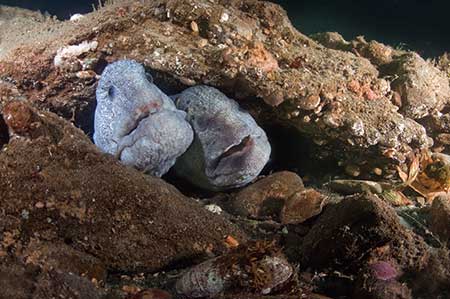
left=173, top=85, right=271, bottom=191
left=93, top=60, right=193, bottom=177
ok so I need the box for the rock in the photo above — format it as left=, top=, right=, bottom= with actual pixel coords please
left=280, top=188, right=328, bottom=225
left=0, top=0, right=432, bottom=176
left=20, top=240, right=107, bottom=282
left=296, top=194, right=429, bottom=273
left=0, top=257, right=105, bottom=299
left=325, top=179, right=383, bottom=195
left=353, top=261, right=412, bottom=299
left=228, top=171, right=304, bottom=219
left=410, top=248, right=450, bottom=298
left=350, top=37, right=395, bottom=66
left=429, top=194, right=450, bottom=246
left=32, top=270, right=104, bottom=299
left=0, top=258, right=36, bottom=299
left=310, top=32, right=351, bottom=51
left=204, top=204, right=223, bottom=215
left=0, top=5, right=53, bottom=59
left=0, top=101, right=246, bottom=272
left=127, top=289, right=172, bottom=299
left=388, top=53, right=450, bottom=119
left=313, top=34, right=396, bottom=67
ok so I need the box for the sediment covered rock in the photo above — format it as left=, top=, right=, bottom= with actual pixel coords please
left=296, top=194, right=429, bottom=273
left=228, top=171, right=304, bottom=219
left=0, top=101, right=246, bottom=272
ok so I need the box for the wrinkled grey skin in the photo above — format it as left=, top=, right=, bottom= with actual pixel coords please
left=94, top=60, right=193, bottom=177
left=173, top=85, right=271, bottom=190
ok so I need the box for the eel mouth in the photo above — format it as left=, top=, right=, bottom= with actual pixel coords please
left=217, top=135, right=253, bottom=161
left=211, top=135, right=255, bottom=174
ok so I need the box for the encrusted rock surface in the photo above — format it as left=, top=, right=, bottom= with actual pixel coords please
left=0, top=0, right=440, bottom=176
left=388, top=52, right=450, bottom=119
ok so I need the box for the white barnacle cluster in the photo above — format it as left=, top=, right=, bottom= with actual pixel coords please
left=93, top=60, right=271, bottom=190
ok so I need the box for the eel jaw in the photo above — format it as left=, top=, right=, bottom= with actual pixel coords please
left=210, top=135, right=256, bottom=180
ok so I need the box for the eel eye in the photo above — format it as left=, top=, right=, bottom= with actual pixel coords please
left=108, top=86, right=116, bottom=98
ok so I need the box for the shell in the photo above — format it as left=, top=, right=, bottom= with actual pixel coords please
left=175, top=258, right=227, bottom=298
left=175, top=241, right=294, bottom=298
left=93, top=60, right=193, bottom=176
left=257, top=256, right=294, bottom=294
left=173, top=85, right=271, bottom=190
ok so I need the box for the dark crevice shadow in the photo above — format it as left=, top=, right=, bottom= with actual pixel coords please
left=0, top=114, right=10, bottom=149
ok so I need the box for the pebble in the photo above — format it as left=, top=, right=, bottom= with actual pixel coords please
left=190, top=21, right=199, bottom=33
left=70, top=13, right=84, bottom=22
left=204, top=204, right=222, bottom=215
left=280, top=188, right=328, bottom=224
left=325, top=179, right=383, bottom=195
left=229, top=171, right=304, bottom=219
left=345, top=164, right=361, bottom=177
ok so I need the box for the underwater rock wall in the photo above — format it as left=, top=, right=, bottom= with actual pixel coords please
left=1, top=0, right=447, bottom=177
left=1, top=1, right=450, bottom=298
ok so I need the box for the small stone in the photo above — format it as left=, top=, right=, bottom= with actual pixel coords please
left=197, top=38, right=208, bottom=48
left=122, top=285, right=141, bottom=294
left=190, top=21, right=199, bottom=33
left=347, top=80, right=361, bottom=94
left=245, top=41, right=279, bottom=73
left=373, top=167, right=383, bottom=176
left=298, top=94, right=321, bottom=110
left=345, top=164, right=361, bottom=177
left=204, top=204, right=222, bottom=215
left=76, top=70, right=96, bottom=79
left=325, top=179, right=383, bottom=195
left=220, top=12, right=229, bottom=23
left=280, top=188, right=328, bottom=225
left=264, top=90, right=284, bottom=107
left=35, top=202, right=45, bottom=209
left=2, top=101, right=34, bottom=135
left=391, top=91, right=402, bottom=107
left=229, top=171, right=304, bottom=219
left=21, top=209, right=29, bottom=220
left=70, top=13, right=84, bottom=22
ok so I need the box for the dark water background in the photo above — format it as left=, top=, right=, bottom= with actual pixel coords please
left=1, top=0, right=450, bottom=58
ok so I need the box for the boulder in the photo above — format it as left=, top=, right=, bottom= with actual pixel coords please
left=388, top=53, right=450, bottom=119
left=296, top=194, right=429, bottom=273
left=0, top=101, right=246, bottom=272
left=429, top=194, right=450, bottom=247
left=228, top=171, right=304, bottom=220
